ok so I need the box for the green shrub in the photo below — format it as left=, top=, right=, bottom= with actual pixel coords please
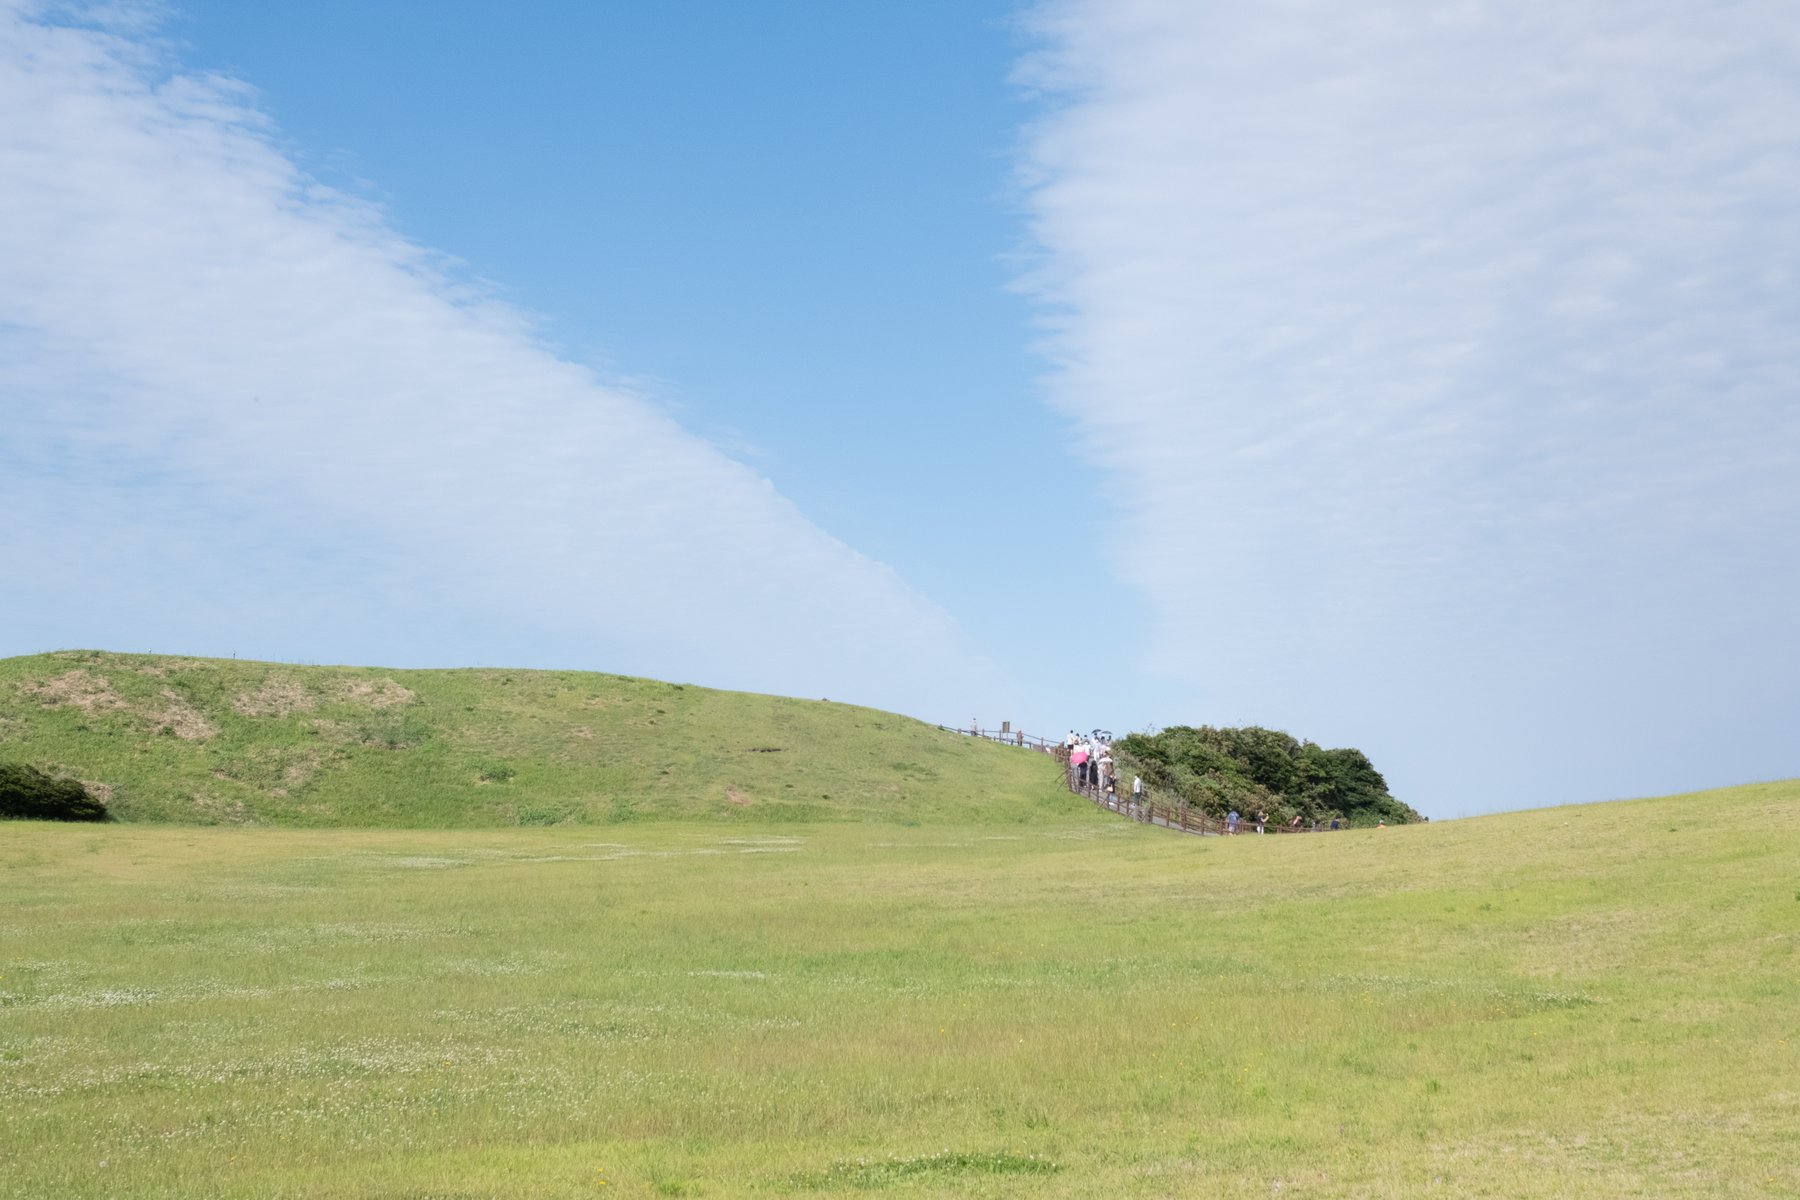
left=0, top=762, right=108, bottom=822
left=1115, top=725, right=1421, bottom=825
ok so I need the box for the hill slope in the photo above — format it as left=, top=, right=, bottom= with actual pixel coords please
left=2, top=777, right=1796, bottom=1195
left=0, top=651, right=1073, bottom=827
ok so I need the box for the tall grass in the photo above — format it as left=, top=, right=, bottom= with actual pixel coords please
left=4, top=778, right=1796, bottom=1196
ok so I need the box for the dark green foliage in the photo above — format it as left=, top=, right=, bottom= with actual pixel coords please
left=0, top=762, right=107, bottom=821
left=1116, top=725, right=1421, bottom=826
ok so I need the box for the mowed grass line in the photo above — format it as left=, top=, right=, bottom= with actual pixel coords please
left=2, top=780, right=1797, bottom=1198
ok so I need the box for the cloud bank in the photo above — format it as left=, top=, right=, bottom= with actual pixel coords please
left=1019, top=0, right=1800, bottom=814
left=0, top=2, right=1004, bottom=719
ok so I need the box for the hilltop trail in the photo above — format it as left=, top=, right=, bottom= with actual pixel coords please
left=949, top=722, right=1360, bottom=838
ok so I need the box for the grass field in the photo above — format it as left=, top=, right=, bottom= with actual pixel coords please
left=0, top=652, right=1065, bottom=827
left=4, top=778, right=1796, bottom=1197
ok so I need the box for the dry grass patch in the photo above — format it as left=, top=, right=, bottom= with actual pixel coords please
left=151, top=687, right=216, bottom=740
left=232, top=673, right=317, bottom=717
left=19, top=669, right=126, bottom=712
left=337, top=678, right=416, bottom=709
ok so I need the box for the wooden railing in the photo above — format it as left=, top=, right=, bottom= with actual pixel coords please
left=940, top=722, right=1350, bottom=835
left=1061, top=761, right=1346, bottom=837
left=936, top=724, right=1062, bottom=753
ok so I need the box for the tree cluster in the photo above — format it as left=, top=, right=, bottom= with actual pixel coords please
left=0, top=762, right=108, bottom=822
left=1114, top=726, right=1421, bottom=827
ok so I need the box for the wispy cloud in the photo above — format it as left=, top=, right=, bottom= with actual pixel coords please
left=1018, top=0, right=1800, bottom=814
left=0, top=2, right=1007, bottom=718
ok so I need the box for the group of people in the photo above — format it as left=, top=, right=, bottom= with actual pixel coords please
left=1064, top=730, right=1366, bottom=834
left=1065, top=731, right=1143, bottom=808
left=1065, top=730, right=1113, bottom=793
left=1223, top=809, right=1349, bottom=834
left=1224, top=809, right=1268, bottom=835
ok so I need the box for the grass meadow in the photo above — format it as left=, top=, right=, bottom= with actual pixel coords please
left=3, top=779, right=1797, bottom=1198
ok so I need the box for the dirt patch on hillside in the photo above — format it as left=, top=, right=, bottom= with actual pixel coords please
left=191, top=794, right=254, bottom=823
left=726, top=787, right=751, bottom=807
left=21, top=669, right=218, bottom=740
left=570, top=725, right=594, bottom=740
left=339, top=679, right=415, bottom=709
left=233, top=674, right=317, bottom=717
left=21, top=670, right=127, bottom=712
left=153, top=689, right=217, bottom=741
left=268, top=750, right=332, bottom=798
left=283, top=751, right=329, bottom=788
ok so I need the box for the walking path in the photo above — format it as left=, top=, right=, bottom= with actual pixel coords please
left=1063, top=754, right=1341, bottom=837
left=947, top=723, right=1343, bottom=838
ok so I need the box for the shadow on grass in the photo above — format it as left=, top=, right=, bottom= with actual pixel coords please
left=795, top=1150, right=1059, bottom=1190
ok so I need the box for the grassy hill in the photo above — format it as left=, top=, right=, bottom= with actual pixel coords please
left=0, top=650, right=1072, bottom=827
left=2, top=778, right=1796, bottom=1197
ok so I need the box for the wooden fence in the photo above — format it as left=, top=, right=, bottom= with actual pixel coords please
left=936, top=724, right=1062, bottom=753
left=1061, top=760, right=1347, bottom=837
left=940, top=722, right=1351, bottom=836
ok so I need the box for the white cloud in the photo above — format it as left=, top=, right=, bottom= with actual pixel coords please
left=1018, top=0, right=1800, bottom=814
left=0, top=2, right=1008, bottom=719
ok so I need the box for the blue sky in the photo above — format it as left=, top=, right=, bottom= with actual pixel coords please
left=164, top=0, right=1094, bottom=616
left=4, top=0, right=1797, bottom=818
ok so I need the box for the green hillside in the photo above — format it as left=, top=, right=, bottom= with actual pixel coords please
left=3, top=779, right=1796, bottom=1196
left=0, top=651, right=1072, bottom=827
